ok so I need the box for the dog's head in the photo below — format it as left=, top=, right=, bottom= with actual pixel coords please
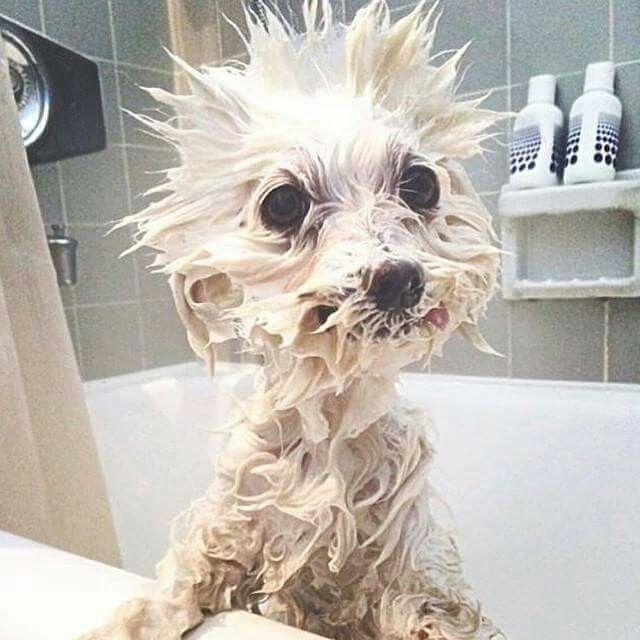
left=125, top=0, right=503, bottom=383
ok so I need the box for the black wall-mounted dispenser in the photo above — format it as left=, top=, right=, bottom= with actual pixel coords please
left=0, top=15, right=106, bottom=164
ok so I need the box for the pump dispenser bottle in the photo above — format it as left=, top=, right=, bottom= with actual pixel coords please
left=563, top=61, right=622, bottom=184
left=509, top=74, right=564, bottom=189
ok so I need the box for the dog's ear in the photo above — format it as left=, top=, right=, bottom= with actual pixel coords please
left=118, top=58, right=257, bottom=374
left=170, top=271, right=242, bottom=375
left=119, top=55, right=257, bottom=256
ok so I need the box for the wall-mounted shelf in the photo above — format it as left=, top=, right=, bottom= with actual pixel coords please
left=499, top=169, right=640, bottom=299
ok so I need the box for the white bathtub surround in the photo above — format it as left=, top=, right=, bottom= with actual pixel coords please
left=85, top=354, right=500, bottom=639
left=84, top=362, right=257, bottom=576
left=0, top=530, right=323, bottom=640
left=86, top=362, right=640, bottom=640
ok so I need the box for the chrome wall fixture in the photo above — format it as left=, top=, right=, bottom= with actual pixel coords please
left=47, top=225, right=78, bottom=287
left=3, top=26, right=51, bottom=148
left=0, top=15, right=106, bottom=164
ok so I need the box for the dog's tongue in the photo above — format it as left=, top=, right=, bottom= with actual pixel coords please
left=426, top=305, right=449, bottom=330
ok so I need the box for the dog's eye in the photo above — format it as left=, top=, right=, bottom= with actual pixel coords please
left=399, top=165, right=439, bottom=214
left=261, top=185, right=310, bottom=231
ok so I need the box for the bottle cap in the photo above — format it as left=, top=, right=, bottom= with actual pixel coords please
left=584, top=61, right=615, bottom=93
left=527, top=74, right=556, bottom=104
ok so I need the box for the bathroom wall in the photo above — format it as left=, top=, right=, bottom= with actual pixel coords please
left=0, top=0, right=343, bottom=381
left=0, top=0, right=201, bottom=379
left=2, top=0, right=638, bottom=384
left=345, top=0, right=640, bottom=384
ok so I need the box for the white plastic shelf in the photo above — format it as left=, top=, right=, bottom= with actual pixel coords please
left=499, top=169, right=640, bottom=299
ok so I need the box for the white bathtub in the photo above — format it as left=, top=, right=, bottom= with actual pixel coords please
left=84, top=362, right=640, bottom=640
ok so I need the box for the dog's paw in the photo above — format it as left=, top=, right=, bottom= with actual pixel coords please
left=75, top=629, right=126, bottom=640
left=75, top=625, right=143, bottom=640
left=74, top=595, right=200, bottom=640
left=75, top=623, right=183, bottom=640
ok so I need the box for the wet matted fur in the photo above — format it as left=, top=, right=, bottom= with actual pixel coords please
left=80, top=2, right=506, bottom=638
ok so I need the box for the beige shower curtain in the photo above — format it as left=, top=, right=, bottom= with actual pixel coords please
left=0, top=43, right=119, bottom=564
left=166, top=0, right=221, bottom=91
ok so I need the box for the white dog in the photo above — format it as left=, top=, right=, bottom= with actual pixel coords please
left=82, top=1, right=505, bottom=638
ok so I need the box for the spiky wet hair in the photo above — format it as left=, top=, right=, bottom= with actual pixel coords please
left=121, top=0, right=503, bottom=373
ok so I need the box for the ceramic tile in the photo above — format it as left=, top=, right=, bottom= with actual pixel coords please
left=43, top=0, right=113, bottom=59
left=111, top=0, right=172, bottom=72
left=59, top=146, right=129, bottom=224
left=77, top=302, right=143, bottom=379
left=510, top=0, right=608, bottom=84
left=70, top=224, right=137, bottom=306
left=31, top=161, right=64, bottom=226
left=117, top=65, right=175, bottom=148
left=511, top=299, right=605, bottom=381
left=613, top=0, right=640, bottom=63
left=608, top=299, right=640, bottom=383
left=0, top=0, right=42, bottom=31
left=140, top=299, right=194, bottom=368
left=615, top=62, right=640, bottom=172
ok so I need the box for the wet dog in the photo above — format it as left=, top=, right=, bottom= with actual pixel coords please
left=81, top=2, right=504, bottom=638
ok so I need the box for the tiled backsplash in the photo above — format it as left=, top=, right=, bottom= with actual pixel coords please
left=2, top=0, right=638, bottom=383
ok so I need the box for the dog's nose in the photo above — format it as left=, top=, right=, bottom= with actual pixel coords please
left=368, top=260, right=424, bottom=311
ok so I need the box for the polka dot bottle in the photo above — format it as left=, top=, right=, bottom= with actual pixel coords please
left=509, top=75, right=564, bottom=189
left=564, top=62, right=622, bottom=185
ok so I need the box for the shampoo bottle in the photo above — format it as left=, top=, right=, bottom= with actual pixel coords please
left=509, top=74, right=564, bottom=189
left=563, top=61, right=622, bottom=184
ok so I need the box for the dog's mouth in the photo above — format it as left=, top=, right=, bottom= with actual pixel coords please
left=316, top=305, right=338, bottom=326
left=424, top=305, right=450, bottom=330
left=312, top=302, right=449, bottom=340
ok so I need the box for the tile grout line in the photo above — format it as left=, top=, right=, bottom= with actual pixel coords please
left=107, top=0, right=148, bottom=370
left=112, top=141, right=174, bottom=153
left=605, top=10, right=614, bottom=381
left=504, top=0, right=513, bottom=378
left=36, top=0, right=45, bottom=32
left=390, top=2, right=417, bottom=15
left=62, top=221, right=118, bottom=229
left=506, top=301, right=513, bottom=377
left=603, top=300, right=610, bottom=382
left=43, top=0, right=84, bottom=378
left=54, top=165, right=68, bottom=228
left=614, top=57, right=640, bottom=68
left=64, top=297, right=172, bottom=310
left=55, top=161, right=85, bottom=374
left=608, top=0, right=614, bottom=61
left=215, top=3, right=224, bottom=65
left=505, top=0, right=512, bottom=91
left=89, top=55, right=174, bottom=77
left=459, top=84, right=512, bottom=99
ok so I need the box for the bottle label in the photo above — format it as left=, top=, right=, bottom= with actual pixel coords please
left=565, top=112, right=620, bottom=171
left=594, top=113, right=620, bottom=168
left=509, top=125, right=541, bottom=175
left=564, top=114, right=583, bottom=170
